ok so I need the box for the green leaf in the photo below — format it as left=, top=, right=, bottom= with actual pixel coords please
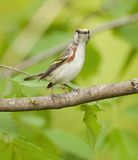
left=46, top=129, right=91, bottom=159
left=13, top=139, right=58, bottom=160
left=19, top=114, right=45, bottom=128
left=0, top=79, right=13, bottom=98
left=82, top=104, right=101, bottom=148
left=0, top=113, right=18, bottom=141
left=106, top=0, right=138, bottom=17
left=119, top=48, right=138, bottom=76
left=115, top=24, right=138, bottom=48
left=0, top=138, right=59, bottom=160
left=124, top=103, right=138, bottom=120
left=0, top=139, right=13, bottom=160
left=103, top=129, right=138, bottom=160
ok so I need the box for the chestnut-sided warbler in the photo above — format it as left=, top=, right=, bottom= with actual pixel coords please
left=24, top=29, right=90, bottom=90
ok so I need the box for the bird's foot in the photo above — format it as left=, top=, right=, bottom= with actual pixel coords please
left=61, top=85, right=68, bottom=93
left=72, top=88, right=80, bottom=93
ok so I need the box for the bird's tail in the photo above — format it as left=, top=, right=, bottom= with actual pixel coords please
left=24, top=73, right=44, bottom=81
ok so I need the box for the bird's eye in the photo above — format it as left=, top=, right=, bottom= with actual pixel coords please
left=76, top=29, right=80, bottom=34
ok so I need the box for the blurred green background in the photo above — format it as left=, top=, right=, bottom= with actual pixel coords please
left=0, top=0, right=138, bottom=159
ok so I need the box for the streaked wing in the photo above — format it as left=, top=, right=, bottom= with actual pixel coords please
left=39, top=42, right=78, bottom=80
left=39, top=47, right=70, bottom=80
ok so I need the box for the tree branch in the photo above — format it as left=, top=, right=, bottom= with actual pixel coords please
left=0, top=79, right=138, bottom=112
left=92, top=13, right=138, bottom=34
left=6, top=13, right=138, bottom=76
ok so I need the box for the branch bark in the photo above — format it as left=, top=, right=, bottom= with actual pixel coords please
left=0, top=79, right=138, bottom=112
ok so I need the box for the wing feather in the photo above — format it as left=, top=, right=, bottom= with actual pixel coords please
left=39, top=42, right=78, bottom=80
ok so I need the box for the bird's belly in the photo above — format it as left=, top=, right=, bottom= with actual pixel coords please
left=47, top=58, right=84, bottom=84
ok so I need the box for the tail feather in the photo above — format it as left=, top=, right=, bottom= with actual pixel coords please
left=24, top=73, right=44, bottom=81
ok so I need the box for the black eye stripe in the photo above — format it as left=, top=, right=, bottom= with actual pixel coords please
left=75, top=30, right=90, bottom=34
left=76, top=29, right=80, bottom=33
left=82, top=31, right=89, bottom=34
left=83, top=31, right=88, bottom=34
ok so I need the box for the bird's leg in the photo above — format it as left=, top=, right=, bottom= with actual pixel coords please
left=61, top=85, right=68, bottom=93
left=50, top=85, right=58, bottom=103
left=64, top=84, right=73, bottom=91
left=51, top=85, right=54, bottom=95
left=64, top=84, right=79, bottom=92
left=47, top=82, right=55, bottom=95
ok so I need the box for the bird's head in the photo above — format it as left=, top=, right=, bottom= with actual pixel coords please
left=73, top=29, right=90, bottom=43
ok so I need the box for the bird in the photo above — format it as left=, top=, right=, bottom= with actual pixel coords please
left=24, top=29, right=90, bottom=92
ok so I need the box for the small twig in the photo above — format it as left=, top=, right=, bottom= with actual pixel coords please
left=0, top=79, right=138, bottom=112
left=0, top=64, right=31, bottom=76
left=92, top=13, right=138, bottom=34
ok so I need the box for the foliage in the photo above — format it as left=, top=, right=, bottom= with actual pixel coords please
left=82, top=104, right=101, bottom=149
left=0, top=0, right=138, bottom=159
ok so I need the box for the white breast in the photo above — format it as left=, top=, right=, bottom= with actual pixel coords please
left=47, top=42, right=86, bottom=84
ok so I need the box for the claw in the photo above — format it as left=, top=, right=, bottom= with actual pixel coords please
left=72, top=88, right=80, bottom=93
